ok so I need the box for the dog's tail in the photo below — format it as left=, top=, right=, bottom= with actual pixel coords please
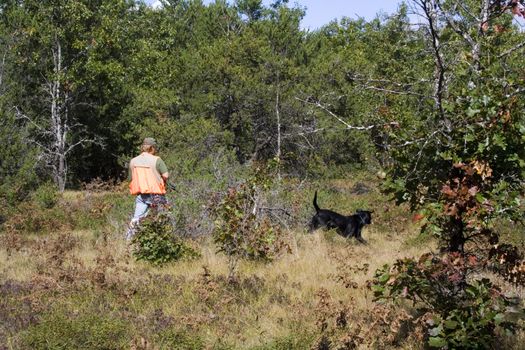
left=313, top=190, right=320, bottom=213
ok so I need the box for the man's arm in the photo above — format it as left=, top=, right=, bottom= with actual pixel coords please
left=156, top=158, right=169, bottom=184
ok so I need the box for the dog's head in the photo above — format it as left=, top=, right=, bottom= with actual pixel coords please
left=356, top=209, right=373, bottom=225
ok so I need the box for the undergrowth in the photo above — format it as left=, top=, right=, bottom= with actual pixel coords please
left=1, top=176, right=523, bottom=349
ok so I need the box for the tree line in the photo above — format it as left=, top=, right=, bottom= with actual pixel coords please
left=0, top=0, right=419, bottom=192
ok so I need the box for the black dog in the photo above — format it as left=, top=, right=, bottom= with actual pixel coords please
left=309, top=191, right=372, bottom=243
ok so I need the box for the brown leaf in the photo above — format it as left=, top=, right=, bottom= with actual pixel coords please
left=441, top=185, right=455, bottom=197
left=412, top=213, right=425, bottom=223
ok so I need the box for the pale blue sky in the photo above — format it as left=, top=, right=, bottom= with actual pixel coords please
left=281, top=0, right=404, bottom=29
left=146, top=0, right=404, bottom=30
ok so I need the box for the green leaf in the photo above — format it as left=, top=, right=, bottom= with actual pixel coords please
left=475, top=193, right=486, bottom=203
left=378, top=273, right=390, bottom=283
left=494, top=313, right=505, bottom=325
left=444, top=319, right=458, bottom=329
left=370, top=285, right=385, bottom=293
left=466, top=285, right=477, bottom=297
left=428, top=336, right=447, bottom=348
left=466, top=108, right=481, bottom=117
left=477, top=142, right=486, bottom=153
left=429, top=323, right=443, bottom=337
left=464, top=133, right=475, bottom=142
left=492, top=134, right=507, bottom=150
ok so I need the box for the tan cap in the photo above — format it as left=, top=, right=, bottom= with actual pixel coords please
left=142, top=137, right=157, bottom=147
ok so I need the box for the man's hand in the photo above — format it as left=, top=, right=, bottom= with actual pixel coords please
left=161, top=172, right=174, bottom=191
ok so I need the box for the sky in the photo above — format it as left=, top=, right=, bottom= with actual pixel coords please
left=146, top=0, right=404, bottom=30
left=280, top=0, right=403, bottom=29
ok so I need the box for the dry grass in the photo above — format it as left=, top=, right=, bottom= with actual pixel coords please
left=1, top=182, right=523, bottom=349
left=0, top=222, right=429, bottom=349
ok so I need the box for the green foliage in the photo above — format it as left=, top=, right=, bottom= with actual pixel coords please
left=4, top=2, right=525, bottom=348
left=132, top=211, right=200, bottom=265
left=138, top=115, right=238, bottom=184
left=0, top=113, right=39, bottom=210
left=0, top=0, right=426, bottom=184
left=32, top=182, right=59, bottom=209
left=372, top=253, right=525, bottom=349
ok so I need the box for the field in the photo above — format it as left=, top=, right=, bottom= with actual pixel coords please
left=1, top=177, right=523, bottom=349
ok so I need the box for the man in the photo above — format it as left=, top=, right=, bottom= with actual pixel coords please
left=126, top=137, right=169, bottom=240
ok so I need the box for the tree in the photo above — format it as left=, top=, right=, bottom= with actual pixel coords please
left=295, top=7, right=429, bottom=175
left=5, top=0, right=109, bottom=191
left=0, top=2, right=40, bottom=205
left=386, top=0, right=525, bottom=252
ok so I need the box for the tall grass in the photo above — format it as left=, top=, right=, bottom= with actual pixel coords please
left=0, top=177, right=523, bottom=349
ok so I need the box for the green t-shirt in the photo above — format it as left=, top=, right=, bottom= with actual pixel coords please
left=156, top=158, right=168, bottom=175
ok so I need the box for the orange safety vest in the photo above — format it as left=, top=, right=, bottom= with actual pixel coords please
left=129, top=153, right=166, bottom=195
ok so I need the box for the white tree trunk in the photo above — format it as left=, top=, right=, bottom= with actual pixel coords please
left=50, top=36, right=68, bottom=192
left=275, top=89, right=281, bottom=180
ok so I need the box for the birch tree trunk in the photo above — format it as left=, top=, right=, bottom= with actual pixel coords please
left=275, top=88, right=281, bottom=180
left=49, top=35, right=69, bottom=192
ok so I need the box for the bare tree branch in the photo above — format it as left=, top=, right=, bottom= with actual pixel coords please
left=414, top=0, right=447, bottom=118
left=498, top=40, right=525, bottom=58
left=0, top=48, right=6, bottom=93
left=296, top=97, right=400, bottom=131
left=14, top=107, right=52, bottom=135
left=362, top=85, right=429, bottom=97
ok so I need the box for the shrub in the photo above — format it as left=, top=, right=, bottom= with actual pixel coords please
left=4, top=201, right=71, bottom=234
left=212, top=162, right=290, bottom=278
left=69, top=192, right=131, bottom=232
left=132, top=211, right=200, bottom=265
left=372, top=252, right=525, bottom=349
left=32, top=182, right=59, bottom=209
left=0, top=113, right=39, bottom=207
left=4, top=191, right=125, bottom=235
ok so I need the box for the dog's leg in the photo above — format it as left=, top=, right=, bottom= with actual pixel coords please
left=354, top=226, right=368, bottom=244
left=355, top=235, right=367, bottom=244
left=343, top=223, right=355, bottom=239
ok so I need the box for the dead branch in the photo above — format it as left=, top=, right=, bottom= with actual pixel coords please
left=498, top=40, right=525, bottom=59
left=296, top=97, right=400, bottom=131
